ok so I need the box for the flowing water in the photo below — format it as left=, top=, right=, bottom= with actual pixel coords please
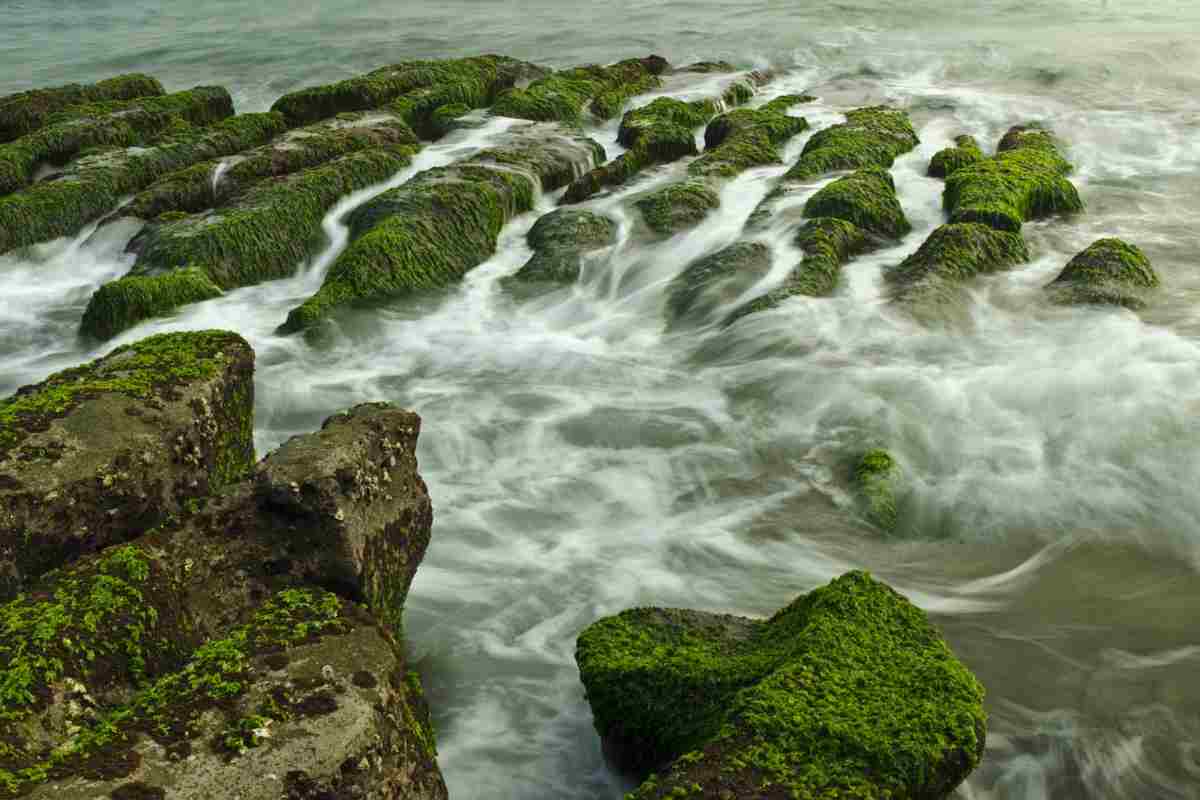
left=3, top=2, right=1200, bottom=798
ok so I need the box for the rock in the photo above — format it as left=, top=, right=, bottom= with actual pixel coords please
left=634, top=181, right=721, bottom=236
left=0, top=73, right=164, bottom=143
left=675, top=61, right=737, bottom=74
left=503, top=209, right=617, bottom=285
left=81, top=145, right=416, bottom=340
left=802, top=165, right=910, bottom=239
left=666, top=241, right=773, bottom=326
left=689, top=94, right=811, bottom=178
left=0, top=330, right=255, bottom=600
left=280, top=125, right=605, bottom=333
left=928, top=134, right=983, bottom=179
left=785, top=105, right=919, bottom=181
left=854, top=448, right=901, bottom=530
left=943, top=125, right=1083, bottom=232
left=0, top=86, right=234, bottom=196
left=0, top=112, right=286, bottom=256
left=271, top=55, right=540, bottom=130
left=492, top=55, right=669, bottom=124
left=886, top=223, right=1030, bottom=313
left=575, top=571, right=986, bottom=800
left=1045, top=238, right=1160, bottom=309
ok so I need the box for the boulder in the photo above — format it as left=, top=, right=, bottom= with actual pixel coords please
left=1045, top=238, right=1160, bottom=309
left=928, top=134, right=983, bottom=179
left=886, top=222, right=1030, bottom=310
left=689, top=94, right=811, bottom=178
left=503, top=209, right=617, bottom=285
left=0, top=74, right=164, bottom=143
left=0, top=330, right=255, bottom=601
left=802, top=165, right=910, bottom=239
left=576, top=571, right=987, bottom=800
left=634, top=181, right=721, bottom=236
left=854, top=448, right=902, bottom=531
left=666, top=241, right=772, bottom=326
left=491, top=56, right=669, bottom=123
left=785, top=105, right=919, bottom=180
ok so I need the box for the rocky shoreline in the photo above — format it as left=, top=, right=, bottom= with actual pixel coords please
left=0, top=53, right=1162, bottom=799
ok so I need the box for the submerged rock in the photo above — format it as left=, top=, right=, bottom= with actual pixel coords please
left=886, top=222, right=1030, bottom=313
left=280, top=125, right=605, bottom=332
left=928, top=134, right=983, bottom=179
left=854, top=448, right=902, bottom=530
left=1045, top=238, right=1160, bottom=309
left=0, top=330, right=255, bottom=600
left=491, top=55, right=668, bottom=124
left=576, top=570, right=987, bottom=799
left=689, top=94, right=811, bottom=178
left=666, top=241, right=773, bottom=326
left=503, top=209, right=618, bottom=285
left=634, top=181, right=721, bottom=236
left=0, top=73, right=164, bottom=143
left=0, top=112, right=286, bottom=256
left=785, top=105, right=919, bottom=180
left=943, top=125, right=1082, bottom=232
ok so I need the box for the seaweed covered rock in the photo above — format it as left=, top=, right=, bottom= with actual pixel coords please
left=575, top=571, right=986, bottom=800
left=81, top=145, right=415, bottom=340
left=1045, top=238, right=1160, bottom=309
left=928, top=134, right=983, bottom=179
left=785, top=105, right=919, bottom=181
left=854, top=448, right=902, bottom=530
left=803, top=165, right=910, bottom=239
left=943, top=125, right=1082, bottom=232
left=0, top=331, right=255, bottom=601
left=666, top=241, right=773, bottom=326
left=0, top=86, right=234, bottom=196
left=116, top=111, right=419, bottom=221
left=689, top=94, right=811, bottom=178
left=634, top=181, right=721, bottom=236
left=503, top=209, right=617, bottom=285
left=0, top=74, right=164, bottom=143
left=0, top=112, right=286, bottom=256
left=272, top=54, right=540, bottom=132
left=492, top=55, right=668, bottom=124
left=280, top=125, right=605, bottom=332
left=887, top=222, right=1030, bottom=310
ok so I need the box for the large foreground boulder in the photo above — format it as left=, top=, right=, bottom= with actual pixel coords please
left=576, top=571, right=986, bottom=799
left=1045, top=238, right=1160, bottom=310
left=0, top=330, right=255, bottom=600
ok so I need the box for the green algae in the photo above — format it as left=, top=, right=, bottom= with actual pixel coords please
left=803, top=165, right=910, bottom=239
left=785, top=105, right=919, bottom=181
left=943, top=125, right=1082, bottom=232
left=503, top=209, right=617, bottom=285
left=928, top=134, right=983, bottom=179
left=888, top=222, right=1030, bottom=292
left=0, top=112, right=286, bottom=256
left=79, top=269, right=223, bottom=342
left=492, top=56, right=668, bottom=124
left=577, top=571, right=986, bottom=800
left=1045, top=237, right=1159, bottom=310
left=855, top=448, right=901, bottom=531
left=666, top=242, right=772, bottom=326
left=688, top=95, right=811, bottom=179
left=635, top=181, right=721, bottom=236
left=0, top=74, right=165, bottom=143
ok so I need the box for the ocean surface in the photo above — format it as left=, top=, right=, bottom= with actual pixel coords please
left=3, top=2, right=1200, bottom=797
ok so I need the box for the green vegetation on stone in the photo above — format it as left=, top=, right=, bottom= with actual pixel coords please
left=79, top=268, right=223, bottom=341
left=785, top=105, right=919, bottom=181
left=855, top=448, right=901, bottom=530
left=689, top=94, right=811, bottom=178
left=0, top=74, right=165, bottom=143
left=666, top=242, right=772, bottom=326
left=803, top=165, right=910, bottom=239
left=635, top=181, right=720, bottom=236
left=887, top=222, right=1030, bottom=308
left=492, top=56, right=668, bottom=124
left=1045, top=237, right=1160, bottom=309
left=503, top=209, right=617, bottom=285
left=928, top=134, right=983, bottom=179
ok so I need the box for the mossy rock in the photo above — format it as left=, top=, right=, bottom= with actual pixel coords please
left=786, top=105, right=919, bottom=181
left=576, top=570, right=987, bottom=799
left=1045, top=238, right=1159, bottom=310
left=803, top=165, right=911, bottom=239
left=943, top=124, right=1082, bottom=232
left=0, top=74, right=164, bottom=143
left=854, top=448, right=902, bottom=530
left=0, top=86, right=234, bottom=196
left=280, top=126, right=604, bottom=332
left=666, top=241, right=773, bottom=326
left=0, top=331, right=255, bottom=599
left=492, top=56, right=668, bottom=124
left=634, top=180, right=721, bottom=236
left=928, top=134, right=983, bottom=179
left=689, top=94, right=812, bottom=178
left=0, top=112, right=287, bottom=256
left=886, top=222, right=1030, bottom=311
left=503, top=209, right=617, bottom=285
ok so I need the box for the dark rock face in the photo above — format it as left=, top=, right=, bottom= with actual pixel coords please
left=576, top=571, right=987, bottom=800
left=1045, top=238, right=1160, bottom=309
left=504, top=209, right=618, bottom=285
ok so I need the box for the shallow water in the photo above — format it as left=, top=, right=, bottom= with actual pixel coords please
left=3, top=3, right=1200, bottom=798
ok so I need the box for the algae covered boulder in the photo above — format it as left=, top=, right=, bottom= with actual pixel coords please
left=803, top=165, right=910, bottom=239
left=503, top=208, right=617, bottom=285
left=0, top=73, right=164, bottom=143
left=886, top=222, right=1030, bottom=310
left=928, top=134, right=983, bottom=179
left=1045, top=238, right=1160, bottom=309
left=491, top=55, right=668, bottom=124
left=576, top=570, right=986, bottom=800
left=854, top=448, right=902, bottom=530
left=666, top=241, right=773, bottom=326
left=785, top=105, right=919, bottom=180
left=0, top=330, right=255, bottom=600
left=634, top=181, right=721, bottom=236
left=689, top=94, right=811, bottom=178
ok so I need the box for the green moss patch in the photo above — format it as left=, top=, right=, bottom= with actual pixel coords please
left=689, top=95, right=811, bottom=178
left=886, top=222, right=1030, bottom=309
left=0, top=74, right=164, bottom=143
left=928, top=134, right=983, bottom=179
left=1045, top=237, right=1160, bottom=309
left=635, top=181, right=721, bottom=236
left=503, top=209, right=617, bottom=285
left=492, top=56, right=668, bottom=124
left=803, top=165, right=910, bottom=239
left=79, top=268, right=223, bottom=341
left=576, top=571, right=986, bottom=800
left=785, top=105, right=919, bottom=181
left=854, top=448, right=902, bottom=531
left=666, top=242, right=772, bottom=326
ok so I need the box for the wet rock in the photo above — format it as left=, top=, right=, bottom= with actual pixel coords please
left=0, top=330, right=255, bottom=600
left=854, top=448, right=901, bottom=530
left=928, top=134, right=983, bottom=179
left=503, top=209, right=617, bottom=285
left=0, top=112, right=286, bottom=256
left=492, top=55, right=669, bottom=124
left=690, top=94, right=811, bottom=178
left=280, top=125, right=605, bottom=333
left=886, top=222, right=1030, bottom=314
left=666, top=241, right=773, bottom=326
left=0, top=73, right=164, bottom=143
left=0, top=86, right=234, bottom=197
left=802, top=165, right=910, bottom=239
left=634, top=181, right=721, bottom=236
left=943, top=124, right=1082, bottom=232
left=785, top=105, right=919, bottom=180
left=576, top=571, right=986, bottom=799
left=1045, top=238, right=1160, bottom=310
